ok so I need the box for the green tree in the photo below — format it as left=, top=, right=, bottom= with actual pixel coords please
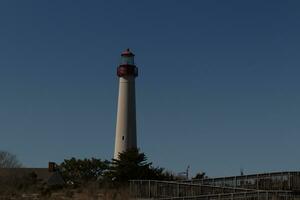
left=192, top=172, right=206, bottom=180
left=60, top=158, right=110, bottom=185
left=109, top=148, right=172, bottom=182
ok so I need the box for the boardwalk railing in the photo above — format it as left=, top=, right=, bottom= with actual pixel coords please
left=182, top=171, right=300, bottom=191
left=158, top=191, right=296, bottom=200
left=130, top=180, right=254, bottom=199
left=130, top=171, right=300, bottom=199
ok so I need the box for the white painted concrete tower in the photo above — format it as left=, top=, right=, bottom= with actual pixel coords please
left=114, top=49, right=138, bottom=159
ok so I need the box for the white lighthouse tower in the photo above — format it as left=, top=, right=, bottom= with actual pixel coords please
left=114, top=49, right=138, bottom=159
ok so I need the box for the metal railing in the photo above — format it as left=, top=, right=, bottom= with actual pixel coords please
left=182, top=171, right=300, bottom=191
left=130, top=180, right=255, bottom=199
left=130, top=171, right=300, bottom=199
left=158, top=191, right=296, bottom=200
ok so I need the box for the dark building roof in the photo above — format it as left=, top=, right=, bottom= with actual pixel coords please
left=0, top=167, right=65, bottom=186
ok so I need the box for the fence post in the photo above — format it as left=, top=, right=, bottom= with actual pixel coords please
left=129, top=181, right=132, bottom=198
left=148, top=180, right=151, bottom=198
left=288, top=172, right=291, bottom=190
left=234, top=176, right=237, bottom=188
left=257, top=174, right=259, bottom=190
left=155, top=180, right=158, bottom=197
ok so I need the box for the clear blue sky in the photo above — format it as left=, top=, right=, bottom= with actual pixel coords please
left=0, top=1, right=299, bottom=177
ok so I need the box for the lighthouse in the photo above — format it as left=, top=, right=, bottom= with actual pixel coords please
left=114, top=49, right=138, bottom=159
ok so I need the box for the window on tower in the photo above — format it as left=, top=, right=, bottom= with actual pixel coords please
left=121, top=56, right=134, bottom=65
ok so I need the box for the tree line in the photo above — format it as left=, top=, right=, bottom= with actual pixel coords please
left=0, top=149, right=207, bottom=198
left=0, top=149, right=176, bottom=188
left=60, top=148, right=176, bottom=187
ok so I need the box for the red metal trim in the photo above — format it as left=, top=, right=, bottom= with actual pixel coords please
left=121, top=48, right=135, bottom=57
left=117, top=65, right=138, bottom=77
left=121, top=52, right=135, bottom=57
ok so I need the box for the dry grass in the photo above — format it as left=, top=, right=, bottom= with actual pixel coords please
left=0, top=185, right=131, bottom=200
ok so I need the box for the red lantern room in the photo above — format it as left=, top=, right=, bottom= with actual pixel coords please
left=117, top=48, right=138, bottom=77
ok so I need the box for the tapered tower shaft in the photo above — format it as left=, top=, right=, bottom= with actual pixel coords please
left=114, top=49, right=138, bottom=159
